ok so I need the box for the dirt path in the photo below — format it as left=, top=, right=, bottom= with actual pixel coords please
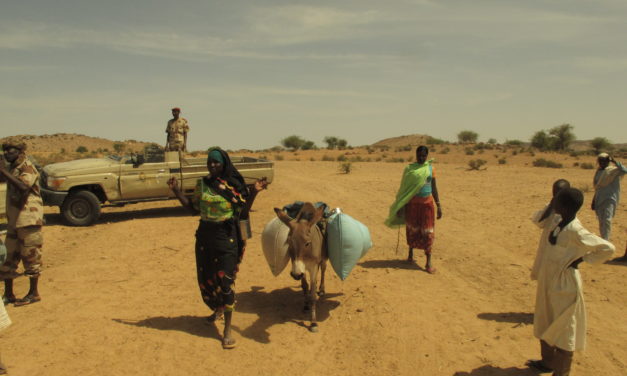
left=2, top=161, right=625, bottom=375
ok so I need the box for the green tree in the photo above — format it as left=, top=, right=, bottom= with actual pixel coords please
left=281, top=135, right=306, bottom=150
left=590, top=137, right=612, bottom=154
left=301, top=140, right=317, bottom=150
left=323, top=136, right=339, bottom=149
left=531, top=130, right=552, bottom=150
left=457, top=130, right=479, bottom=143
left=487, top=138, right=497, bottom=145
left=337, top=138, right=348, bottom=150
left=548, top=124, right=576, bottom=151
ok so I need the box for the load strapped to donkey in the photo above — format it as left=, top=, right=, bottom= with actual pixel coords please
left=262, top=201, right=373, bottom=280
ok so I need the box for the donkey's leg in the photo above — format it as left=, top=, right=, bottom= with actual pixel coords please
left=318, top=261, right=326, bottom=297
left=309, top=267, right=319, bottom=332
left=301, top=277, right=311, bottom=312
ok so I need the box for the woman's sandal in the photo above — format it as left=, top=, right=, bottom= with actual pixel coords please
left=222, top=338, right=237, bottom=349
left=14, top=294, right=41, bottom=307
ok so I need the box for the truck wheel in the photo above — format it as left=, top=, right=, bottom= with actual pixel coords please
left=61, top=190, right=101, bottom=226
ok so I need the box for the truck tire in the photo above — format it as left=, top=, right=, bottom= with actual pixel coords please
left=61, top=190, right=101, bottom=226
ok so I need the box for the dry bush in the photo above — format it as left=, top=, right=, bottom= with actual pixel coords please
left=339, top=162, right=352, bottom=174
left=468, top=159, right=487, bottom=170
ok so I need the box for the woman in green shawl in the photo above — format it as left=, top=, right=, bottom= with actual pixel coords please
left=385, top=146, right=442, bottom=273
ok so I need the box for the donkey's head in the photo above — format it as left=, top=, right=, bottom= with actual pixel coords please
left=274, top=203, right=325, bottom=280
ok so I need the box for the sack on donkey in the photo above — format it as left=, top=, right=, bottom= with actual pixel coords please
left=261, top=217, right=291, bottom=276
left=326, top=209, right=373, bottom=280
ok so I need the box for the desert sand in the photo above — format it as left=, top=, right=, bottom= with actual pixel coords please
left=1, top=153, right=626, bottom=375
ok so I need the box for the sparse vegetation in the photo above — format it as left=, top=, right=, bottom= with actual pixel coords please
left=580, top=162, right=594, bottom=170
left=321, top=154, right=334, bottom=162
left=426, top=136, right=446, bottom=145
left=76, top=146, right=88, bottom=153
left=274, top=154, right=284, bottom=161
left=498, top=158, right=507, bottom=165
left=339, top=162, right=352, bottom=174
left=457, top=130, right=479, bottom=143
left=468, top=159, right=487, bottom=170
left=533, top=158, right=563, bottom=168
left=590, top=137, right=612, bottom=154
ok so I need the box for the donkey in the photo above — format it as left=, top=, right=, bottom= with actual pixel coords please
left=274, top=203, right=328, bottom=332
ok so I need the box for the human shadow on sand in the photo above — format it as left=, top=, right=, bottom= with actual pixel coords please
left=453, top=365, right=536, bottom=375
left=232, top=286, right=342, bottom=344
left=359, top=259, right=425, bottom=271
left=477, top=312, right=533, bottom=325
left=112, top=315, right=220, bottom=340
left=45, top=205, right=190, bottom=226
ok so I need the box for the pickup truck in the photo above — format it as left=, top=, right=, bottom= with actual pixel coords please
left=38, top=151, right=274, bottom=226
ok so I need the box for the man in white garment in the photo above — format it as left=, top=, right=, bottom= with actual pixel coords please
left=528, top=188, right=614, bottom=376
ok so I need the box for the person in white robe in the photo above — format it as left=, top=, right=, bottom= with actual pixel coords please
left=591, top=153, right=626, bottom=242
left=528, top=188, right=614, bottom=376
left=0, top=291, right=10, bottom=374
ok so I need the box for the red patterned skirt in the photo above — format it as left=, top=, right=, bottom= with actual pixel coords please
left=405, top=195, right=435, bottom=253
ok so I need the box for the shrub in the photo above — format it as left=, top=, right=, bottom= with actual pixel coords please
left=458, top=130, right=479, bottom=143
left=533, top=158, right=563, bottom=168
left=498, top=158, right=507, bottom=165
left=76, top=146, right=88, bottom=153
left=487, top=138, right=497, bottom=144
left=339, top=162, right=352, bottom=174
left=395, top=145, right=412, bottom=152
left=573, top=162, right=580, bottom=167
left=310, top=157, right=316, bottom=161
left=468, top=159, right=487, bottom=170
left=386, top=157, right=406, bottom=163
left=505, top=139, right=523, bottom=147
left=465, top=148, right=475, bottom=156
left=349, top=156, right=363, bottom=162
left=274, top=154, right=284, bottom=161
left=321, top=154, right=334, bottom=161
left=440, top=147, right=450, bottom=154
left=580, top=162, right=594, bottom=170
left=113, top=142, right=125, bottom=153
left=426, top=136, right=446, bottom=145
left=336, top=154, right=347, bottom=162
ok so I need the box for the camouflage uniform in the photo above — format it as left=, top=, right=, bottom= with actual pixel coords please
left=165, top=117, right=189, bottom=151
left=0, top=155, right=44, bottom=280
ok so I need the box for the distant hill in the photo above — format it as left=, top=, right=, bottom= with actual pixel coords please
left=0, top=133, right=154, bottom=154
left=371, top=134, right=432, bottom=148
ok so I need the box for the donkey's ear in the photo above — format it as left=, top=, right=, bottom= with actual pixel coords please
left=310, top=206, right=325, bottom=225
left=274, top=208, right=293, bottom=227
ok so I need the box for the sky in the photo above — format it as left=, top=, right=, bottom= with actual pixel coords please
left=2, top=0, right=626, bottom=150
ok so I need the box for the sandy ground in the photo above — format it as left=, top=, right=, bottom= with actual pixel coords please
left=1, top=160, right=626, bottom=376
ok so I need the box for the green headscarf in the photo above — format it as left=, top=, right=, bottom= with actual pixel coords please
left=208, top=149, right=224, bottom=164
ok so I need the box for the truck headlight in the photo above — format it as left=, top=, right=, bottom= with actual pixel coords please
left=47, top=177, right=67, bottom=189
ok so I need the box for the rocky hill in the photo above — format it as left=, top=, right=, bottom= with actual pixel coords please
left=0, top=133, right=153, bottom=154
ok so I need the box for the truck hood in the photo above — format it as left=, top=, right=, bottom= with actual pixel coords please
left=43, top=158, right=118, bottom=177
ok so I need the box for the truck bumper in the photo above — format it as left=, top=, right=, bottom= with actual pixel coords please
left=42, top=188, right=68, bottom=207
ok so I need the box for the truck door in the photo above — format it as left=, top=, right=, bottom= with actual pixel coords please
left=119, top=159, right=173, bottom=200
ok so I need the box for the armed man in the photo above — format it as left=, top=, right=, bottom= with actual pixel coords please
left=0, top=138, right=44, bottom=306
left=165, top=107, right=189, bottom=152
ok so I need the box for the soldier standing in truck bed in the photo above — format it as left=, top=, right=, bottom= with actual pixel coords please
left=0, top=138, right=44, bottom=307
left=165, top=107, right=189, bottom=152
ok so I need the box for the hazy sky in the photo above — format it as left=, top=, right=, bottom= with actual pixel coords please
left=2, top=0, right=626, bottom=150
